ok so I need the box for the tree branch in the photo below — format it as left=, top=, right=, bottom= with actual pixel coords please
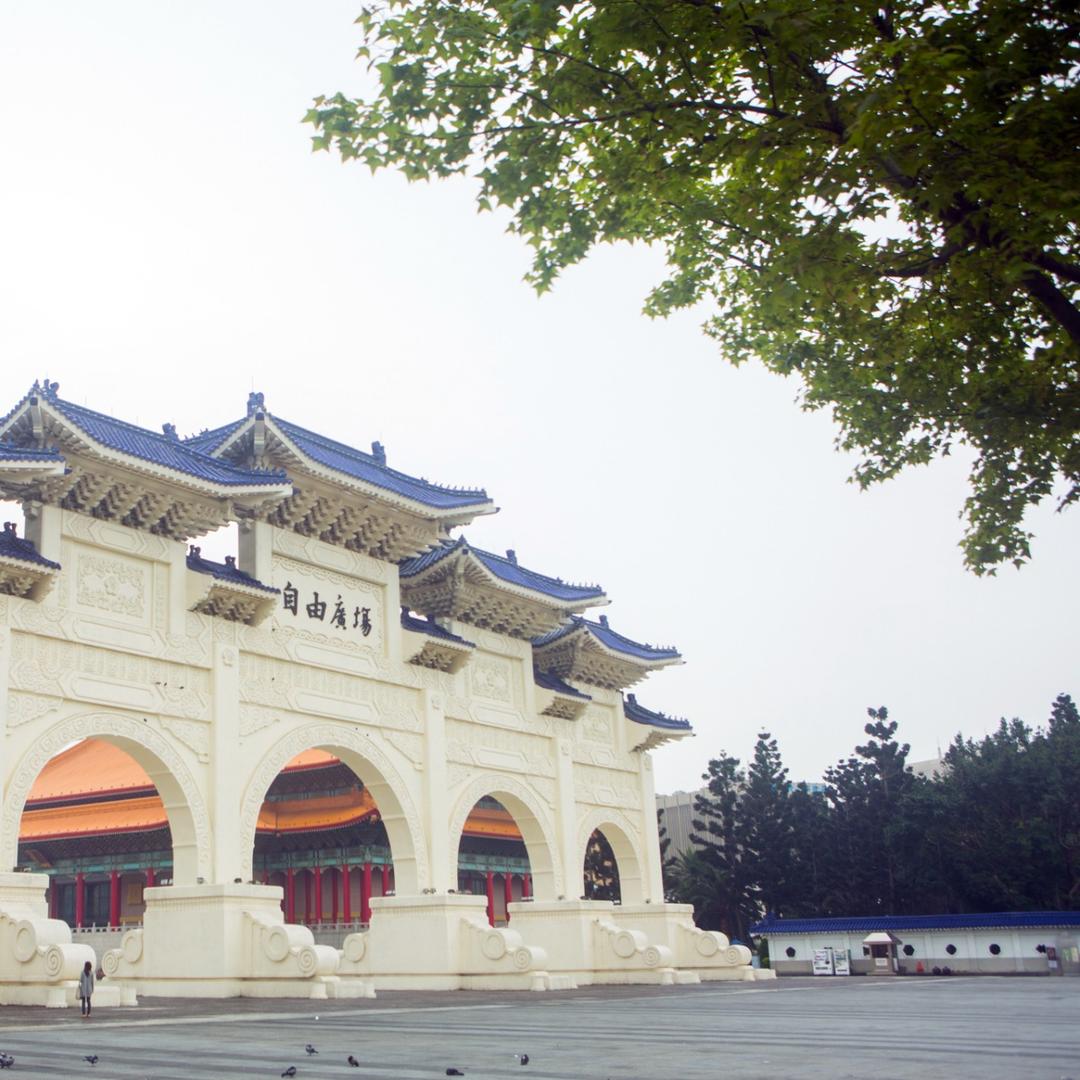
left=1021, top=268, right=1080, bottom=350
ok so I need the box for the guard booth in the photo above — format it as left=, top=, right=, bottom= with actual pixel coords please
left=862, top=931, right=899, bottom=975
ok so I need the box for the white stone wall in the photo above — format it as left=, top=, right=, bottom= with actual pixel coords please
left=0, top=509, right=660, bottom=905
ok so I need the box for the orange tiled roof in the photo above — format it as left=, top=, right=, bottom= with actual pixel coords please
left=20, top=739, right=521, bottom=842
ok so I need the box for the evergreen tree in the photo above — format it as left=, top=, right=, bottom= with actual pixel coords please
left=740, top=732, right=796, bottom=916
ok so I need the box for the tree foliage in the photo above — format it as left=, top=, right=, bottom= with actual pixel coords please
left=308, top=0, right=1080, bottom=571
left=664, top=694, right=1080, bottom=935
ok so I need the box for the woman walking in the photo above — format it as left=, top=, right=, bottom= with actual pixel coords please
left=78, top=960, right=94, bottom=1017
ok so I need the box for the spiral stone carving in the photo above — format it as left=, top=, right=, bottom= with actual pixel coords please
left=481, top=931, right=507, bottom=962
left=102, top=949, right=121, bottom=977
left=342, top=933, right=366, bottom=963
left=12, top=920, right=37, bottom=963
left=511, top=947, right=532, bottom=971
left=723, top=945, right=752, bottom=967
left=295, top=944, right=319, bottom=977
left=612, top=930, right=637, bottom=959
left=42, top=944, right=66, bottom=979
left=695, top=932, right=720, bottom=958
left=122, top=930, right=143, bottom=964
left=642, top=945, right=663, bottom=968
left=264, top=925, right=291, bottom=963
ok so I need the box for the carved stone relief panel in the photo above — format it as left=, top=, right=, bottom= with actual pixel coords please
left=61, top=513, right=172, bottom=560
left=469, top=655, right=512, bottom=704
left=573, top=763, right=642, bottom=810
left=74, top=548, right=150, bottom=623
left=444, top=718, right=555, bottom=779
left=271, top=530, right=391, bottom=584
left=580, top=704, right=615, bottom=745
left=6, top=691, right=63, bottom=731
left=8, top=633, right=210, bottom=721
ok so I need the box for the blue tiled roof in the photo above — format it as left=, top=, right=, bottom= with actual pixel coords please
left=623, top=693, right=690, bottom=731
left=0, top=523, right=60, bottom=569
left=186, top=548, right=279, bottom=593
left=400, top=608, right=474, bottom=646
left=534, top=616, right=681, bottom=661
left=1, top=387, right=289, bottom=489
left=534, top=669, right=592, bottom=700
left=400, top=538, right=605, bottom=603
left=188, top=409, right=492, bottom=512
left=0, top=444, right=63, bottom=464
left=750, top=911, right=1080, bottom=935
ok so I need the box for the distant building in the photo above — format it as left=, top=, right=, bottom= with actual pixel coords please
left=751, top=912, right=1080, bottom=976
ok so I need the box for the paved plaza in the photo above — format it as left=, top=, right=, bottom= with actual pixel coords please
left=0, top=977, right=1077, bottom=1079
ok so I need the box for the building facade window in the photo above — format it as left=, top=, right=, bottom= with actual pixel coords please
left=946, top=944, right=957, bottom=955
left=989, top=943, right=1001, bottom=955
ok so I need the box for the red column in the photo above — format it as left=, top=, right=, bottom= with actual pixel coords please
left=48, top=879, right=57, bottom=918
left=341, top=864, right=351, bottom=923
left=485, top=871, right=495, bottom=926
left=361, top=862, right=372, bottom=924
left=263, top=869, right=271, bottom=886
left=330, top=869, right=338, bottom=923
left=74, top=872, right=85, bottom=929
left=504, top=873, right=514, bottom=923
left=145, top=867, right=155, bottom=889
left=109, top=870, right=121, bottom=928
left=285, top=868, right=295, bottom=923
left=305, top=872, right=313, bottom=924
left=522, top=874, right=532, bottom=899
left=314, top=868, right=323, bottom=925
left=381, top=864, right=391, bottom=896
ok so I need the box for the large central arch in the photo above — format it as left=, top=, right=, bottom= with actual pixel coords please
left=448, top=773, right=560, bottom=900
left=237, top=723, right=427, bottom=893
left=1, top=711, right=212, bottom=884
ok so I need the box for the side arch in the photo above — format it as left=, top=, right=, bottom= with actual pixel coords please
left=577, top=807, right=645, bottom=904
left=237, top=723, right=427, bottom=893
left=1, top=711, right=211, bottom=883
left=448, top=773, right=561, bottom=900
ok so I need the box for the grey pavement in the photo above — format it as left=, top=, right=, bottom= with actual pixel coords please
left=0, top=977, right=1078, bottom=1080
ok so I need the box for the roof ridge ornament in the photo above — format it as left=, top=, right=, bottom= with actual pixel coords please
left=371, top=441, right=386, bottom=465
left=162, top=423, right=179, bottom=441
left=247, top=391, right=265, bottom=417
left=505, top=548, right=517, bottom=565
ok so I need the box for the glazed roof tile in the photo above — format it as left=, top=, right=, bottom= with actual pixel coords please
left=534, top=616, right=681, bottom=661
left=186, top=547, right=279, bottom=593
left=400, top=608, right=474, bottom=645
left=400, top=538, right=605, bottom=603
left=0, top=523, right=61, bottom=570
left=0, top=444, right=63, bottom=463
left=188, top=411, right=491, bottom=511
left=533, top=669, right=592, bottom=700
left=624, top=693, right=690, bottom=731
left=0, top=386, right=289, bottom=488
left=751, top=911, right=1080, bottom=935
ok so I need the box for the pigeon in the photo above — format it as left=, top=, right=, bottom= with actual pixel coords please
left=282, top=1069, right=297, bottom=1079
left=0, top=1054, right=14, bottom=1069
left=305, top=1044, right=318, bottom=1056
left=446, top=1070, right=465, bottom=1077
left=515, top=1054, right=530, bottom=1066
left=84, top=1056, right=99, bottom=1066
left=348, top=1056, right=360, bottom=1068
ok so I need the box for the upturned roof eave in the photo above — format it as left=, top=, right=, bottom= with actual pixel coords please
left=0, top=397, right=293, bottom=501
left=208, top=413, right=496, bottom=520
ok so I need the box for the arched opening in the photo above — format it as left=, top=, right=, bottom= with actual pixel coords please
left=248, top=745, right=409, bottom=925
left=581, top=822, right=644, bottom=905
left=456, top=797, right=532, bottom=926
left=13, top=735, right=200, bottom=930
left=583, top=829, right=620, bottom=902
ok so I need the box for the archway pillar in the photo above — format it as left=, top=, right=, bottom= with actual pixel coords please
left=554, top=740, right=582, bottom=900
left=209, top=642, right=243, bottom=884
left=422, top=690, right=452, bottom=892
left=638, top=755, right=664, bottom=902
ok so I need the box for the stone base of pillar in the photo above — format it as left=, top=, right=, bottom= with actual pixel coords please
left=101, top=883, right=374, bottom=1000
left=0, top=872, right=134, bottom=1008
left=611, top=903, right=774, bottom=981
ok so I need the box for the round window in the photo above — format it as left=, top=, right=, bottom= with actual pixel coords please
left=902, top=944, right=915, bottom=956
left=945, top=944, right=957, bottom=955
left=989, top=943, right=1001, bottom=955
left=785, top=946, right=796, bottom=959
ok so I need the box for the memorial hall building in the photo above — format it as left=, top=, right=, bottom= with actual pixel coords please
left=0, top=382, right=765, bottom=1001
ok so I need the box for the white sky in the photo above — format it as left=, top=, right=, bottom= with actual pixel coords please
left=1, top=2, right=1076, bottom=796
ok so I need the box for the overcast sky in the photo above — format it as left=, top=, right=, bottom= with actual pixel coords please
left=1, top=2, right=1075, bottom=796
